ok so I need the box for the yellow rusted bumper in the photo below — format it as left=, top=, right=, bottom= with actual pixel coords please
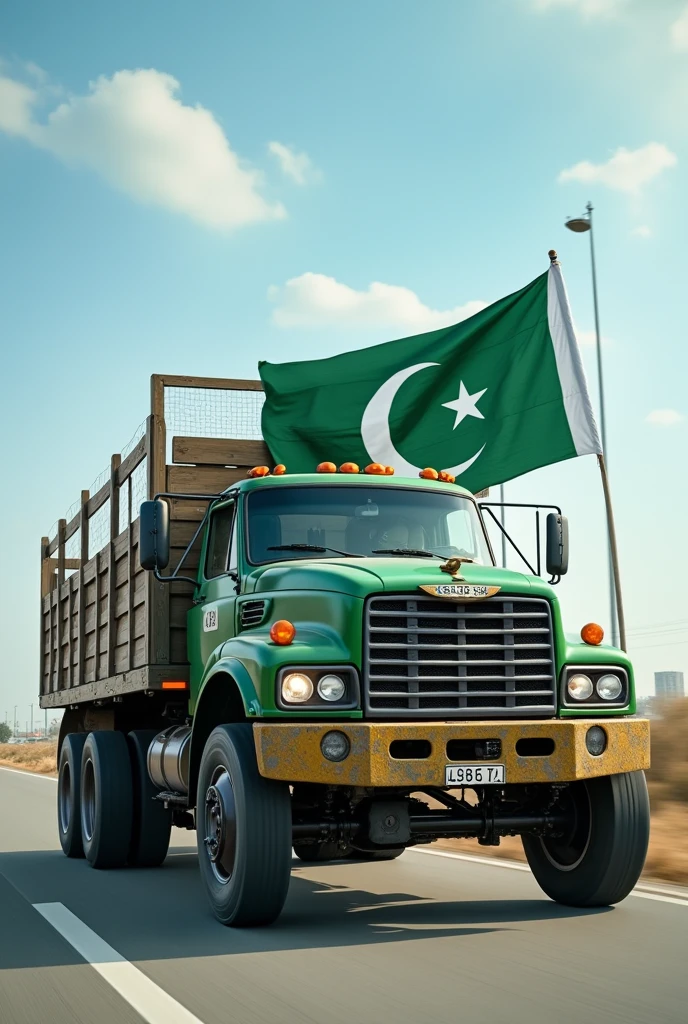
left=254, top=718, right=650, bottom=787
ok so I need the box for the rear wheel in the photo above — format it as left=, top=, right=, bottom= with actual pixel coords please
left=127, top=730, right=172, bottom=867
left=522, top=771, right=650, bottom=907
left=197, top=724, right=292, bottom=926
left=57, top=733, right=86, bottom=858
left=80, top=731, right=134, bottom=869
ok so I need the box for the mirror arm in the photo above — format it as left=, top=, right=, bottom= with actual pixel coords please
left=480, top=506, right=537, bottom=575
left=149, top=491, right=226, bottom=585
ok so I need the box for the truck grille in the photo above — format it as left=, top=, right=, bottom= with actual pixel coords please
left=364, top=594, right=556, bottom=718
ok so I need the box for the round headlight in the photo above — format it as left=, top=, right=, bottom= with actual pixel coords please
left=321, top=731, right=350, bottom=762
left=567, top=673, right=593, bottom=700
left=317, top=674, right=346, bottom=702
left=597, top=673, right=623, bottom=701
left=281, top=672, right=313, bottom=703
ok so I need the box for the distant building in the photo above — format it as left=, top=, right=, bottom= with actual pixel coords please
left=654, top=671, right=685, bottom=699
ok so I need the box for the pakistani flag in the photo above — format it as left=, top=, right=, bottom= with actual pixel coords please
left=259, top=263, right=602, bottom=493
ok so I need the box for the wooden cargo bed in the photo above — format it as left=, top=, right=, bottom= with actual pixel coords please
left=39, top=374, right=269, bottom=708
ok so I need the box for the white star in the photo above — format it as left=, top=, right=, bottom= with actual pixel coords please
left=442, top=381, right=487, bottom=429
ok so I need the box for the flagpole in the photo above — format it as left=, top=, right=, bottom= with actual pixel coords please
left=597, top=453, right=627, bottom=651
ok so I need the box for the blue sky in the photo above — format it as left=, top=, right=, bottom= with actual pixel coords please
left=1, top=0, right=686, bottom=723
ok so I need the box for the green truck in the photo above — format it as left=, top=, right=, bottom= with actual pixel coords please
left=41, top=374, right=650, bottom=927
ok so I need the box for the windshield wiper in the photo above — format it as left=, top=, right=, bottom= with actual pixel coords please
left=267, top=544, right=363, bottom=558
left=372, top=548, right=445, bottom=559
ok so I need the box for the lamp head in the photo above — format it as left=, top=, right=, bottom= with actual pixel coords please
left=565, top=216, right=591, bottom=233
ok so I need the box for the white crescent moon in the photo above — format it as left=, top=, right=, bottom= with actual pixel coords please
left=360, top=362, right=485, bottom=477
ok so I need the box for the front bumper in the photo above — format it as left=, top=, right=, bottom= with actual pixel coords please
left=254, top=718, right=650, bottom=787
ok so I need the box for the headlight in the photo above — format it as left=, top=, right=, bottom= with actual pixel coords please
left=567, top=673, right=593, bottom=700
left=597, top=673, right=622, bottom=700
left=317, top=674, right=346, bottom=701
left=281, top=672, right=314, bottom=703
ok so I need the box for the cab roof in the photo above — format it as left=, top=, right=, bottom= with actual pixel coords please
left=232, top=472, right=475, bottom=500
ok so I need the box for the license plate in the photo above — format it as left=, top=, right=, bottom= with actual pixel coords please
left=445, top=764, right=505, bottom=786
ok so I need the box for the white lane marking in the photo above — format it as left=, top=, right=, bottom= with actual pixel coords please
left=0, top=766, right=57, bottom=780
left=33, top=903, right=205, bottom=1024
left=409, top=847, right=688, bottom=906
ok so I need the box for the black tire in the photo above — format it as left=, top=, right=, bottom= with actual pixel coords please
left=197, top=724, right=292, bottom=927
left=57, top=733, right=87, bottom=858
left=348, top=846, right=405, bottom=861
left=293, top=841, right=353, bottom=862
left=522, top=770, right=650, bottom=907
left=127, top=730, right=172, bottom=867
left=80, top=731, right=134, bottom=869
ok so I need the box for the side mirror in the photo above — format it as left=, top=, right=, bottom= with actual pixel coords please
left=139, top=499, right=170, bottom=571
left=546, top=513, right=569, bottom=577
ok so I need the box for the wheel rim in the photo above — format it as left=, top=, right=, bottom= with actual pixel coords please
left=203, top=765, right=236, bottom=884
left=81, top=757, right=96, bottom=843
left=58, top=761, right=71, bottom=835
left=540, top=783, right=592, bottom=872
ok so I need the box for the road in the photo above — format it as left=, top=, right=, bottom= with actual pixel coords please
left=1, top=766, right=686, bottom=1024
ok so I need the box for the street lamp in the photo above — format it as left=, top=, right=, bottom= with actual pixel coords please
left=565, top=202, right=620, bottom=648
left=13, top=705, right=17, bottom=739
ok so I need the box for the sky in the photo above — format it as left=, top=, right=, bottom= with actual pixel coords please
left=1, top=0, right=687, bottom=726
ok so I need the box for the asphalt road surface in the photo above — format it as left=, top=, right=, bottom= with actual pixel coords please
left=1, top=765, right=686, bottom=1024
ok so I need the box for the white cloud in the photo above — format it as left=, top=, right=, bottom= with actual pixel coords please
left=558, top=143, right=677, bottom=195
left=534, top=0, right=627, bottom=17
left=268, top=141, right=320, bottom=185
left=631, top=225, right=652, bottom=238
left=671, top=6, right=688, bottom=51
left=269, top=272, right=487, bottom=330
left=0, top=68, right=285, bottom=230
left=645, top=409, right=685, bottom=427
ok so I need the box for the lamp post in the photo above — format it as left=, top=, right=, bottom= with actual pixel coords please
left=13, top=705, right=18, bottom=739
left=565, top=202, right=621, bottom=648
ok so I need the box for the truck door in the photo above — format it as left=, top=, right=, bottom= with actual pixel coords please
left=188, top=499, right=239, bottom=681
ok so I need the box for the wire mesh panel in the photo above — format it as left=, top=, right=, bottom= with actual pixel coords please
left=89, top=500, right=110, bottom=558
left=130, top=457, right=147, bottom=522
left=165, top=386, right=264, bottom=458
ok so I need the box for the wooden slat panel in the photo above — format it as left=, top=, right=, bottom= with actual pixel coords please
left=107, top=454, right=121, bottom=678
left=167, top=465, right=245, bottom=494
left=77, top=489, right=89, bottom=687
left=169, top=498, right=209, bottom=521
left=172, top=436, right=270, bottom=467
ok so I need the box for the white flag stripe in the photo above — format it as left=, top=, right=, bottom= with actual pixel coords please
left=547, top=264, right=603, bottom=457
left=33, top=903, right=205, bottom=1024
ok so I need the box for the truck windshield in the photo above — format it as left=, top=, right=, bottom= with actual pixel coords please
left=247, top=486, right=493, bottom=565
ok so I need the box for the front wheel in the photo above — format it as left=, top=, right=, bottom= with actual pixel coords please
left=522, top=771, right=650, bottom=907
left=197, top=725, right=292, bottom=927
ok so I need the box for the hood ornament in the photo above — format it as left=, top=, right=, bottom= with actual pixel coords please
left=439, top=556, right=475, bottom=581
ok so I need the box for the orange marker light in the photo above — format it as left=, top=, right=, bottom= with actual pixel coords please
left=419, top=468, right=439, bottom=480
left=384, top=466, right=395, bottom=475
left=273, top=464, right=287, bottom=475
left=247, top=466, right=270, bottom=478
left=339, top=462, right=360, bottom=474
left=270, top=619, right=296, bottom=645
left=581, top=622, right=604, bottom=646
left=438, top=470, right=456, bottom=483
left=162, top=681, right=188, bottom=690
left=365, top=463, right=387, bottom=475
left=317, top=462, right=337, bottom=473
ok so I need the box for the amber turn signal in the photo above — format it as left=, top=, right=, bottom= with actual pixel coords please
left=581, top=622, right=604, bottom=646
left=247, top=466, right=270, bottom=478
left=316, top=462, right=337, bottom=473
left=419, top=468, right=439, bottom=480
left=162, top=681, right=188, bottom=690
left=339, top=462, right=359, bottom=474
left=273, top=464, right=287, bottom=475
left=438, top=470, right=456, bottom=483
left=365, top=463, right=387, bottom=475
left=270, top=619, right=296, bottom=645
left=384, top=466, right=395, bottom=475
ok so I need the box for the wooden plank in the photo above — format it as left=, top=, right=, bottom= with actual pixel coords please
left=65, top=511, right=80, bottom=543
left=87, top=480, right=110, bottom=518
left=77, top=489, right=89, bottom=688
left=39, top=664, right=190, bottom=709
left=40, top=537, right=48, bottom=696
left=128, top=468, right=135, bottom=670
left=166, top=465, right=245, bottom=494
left=172, top=436, right=270, bottom=467
left=147, top=388, right=170, bottom=668
left=158, top=374, right=263, bottom=392
left=41, top=536, right=52, bottom=598
left=107, top=455, right=121, bottom=678
left=169, top=498, right=210, bottom=521
left=56, top=519, right=66, bottom=691
left=118, top=434, right=146, bottom=485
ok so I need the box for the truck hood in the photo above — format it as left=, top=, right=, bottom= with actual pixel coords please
left=244, top=557, right=535, bottom=600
